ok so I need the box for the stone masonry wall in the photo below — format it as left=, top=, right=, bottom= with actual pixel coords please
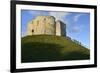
left=27, top=16, right=66, bottom=36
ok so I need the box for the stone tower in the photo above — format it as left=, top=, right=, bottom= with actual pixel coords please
left=56, top=20, right=66, bottom=36
left=27, top=16, right=56, bottom=35
left=27, top=16, right=66, bottom=36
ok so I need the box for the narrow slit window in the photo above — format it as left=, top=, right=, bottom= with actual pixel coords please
left=32, top=29, right=34, bottom=35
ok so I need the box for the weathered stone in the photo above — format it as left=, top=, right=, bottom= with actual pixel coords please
left=27, top=16, right=66, bottom=36
left=56, top=20, right=66, bottom=36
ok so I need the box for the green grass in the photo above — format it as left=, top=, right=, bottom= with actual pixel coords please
left=21, top=35, right=90, bottom=63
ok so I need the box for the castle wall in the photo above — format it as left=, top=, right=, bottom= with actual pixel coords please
left=27, top=16, right=56, bottom=35
left=56, top=21, right=66, bottom=36
left=60, top=21, right=66, bottom=36
left=56, top=21, right=61, bottom=36
left=27, top=16, right=66, bottom=36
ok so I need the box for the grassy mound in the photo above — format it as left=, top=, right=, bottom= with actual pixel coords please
left=21, top=35, right=90, bottom=63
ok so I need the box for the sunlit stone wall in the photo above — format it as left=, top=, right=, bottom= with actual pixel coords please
left=27, top=16, right=66, bottom=36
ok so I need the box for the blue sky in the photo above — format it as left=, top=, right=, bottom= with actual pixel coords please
left=21, top=10, right=90, bottom=48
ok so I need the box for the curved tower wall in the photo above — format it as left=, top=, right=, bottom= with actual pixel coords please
left=27, top=16, right=56, bottom=35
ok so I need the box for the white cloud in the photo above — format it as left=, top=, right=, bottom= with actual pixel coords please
left=27, top=10, right=71, bottom=25
left=28, top=10, right=49, bottom=17
left=27, top=10, right=71, bottom=23
left=49, top=12, right=70, bottom=23
left=73, top=14, right=83, bottom=22
left=71, top=25, right=84, bottom=33
left=72, top=26, right=80, bottom=33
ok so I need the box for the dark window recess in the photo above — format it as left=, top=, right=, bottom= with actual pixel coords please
left=44, top=18, right=46, bottom=21
left=32, top=29, right=34, bottom=35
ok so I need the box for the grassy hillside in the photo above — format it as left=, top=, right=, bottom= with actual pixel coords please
left=21, top=35, right=90, bottom=63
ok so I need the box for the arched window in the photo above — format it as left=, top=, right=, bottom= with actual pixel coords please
left=31, top=29, right=34, bottom=35
left=44, top=18, right=46, bottom=23
left=44, top=18, right=46, bottom=21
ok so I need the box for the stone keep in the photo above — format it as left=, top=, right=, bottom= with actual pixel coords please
left=27, top=16, right=55, bottom=35
left=27, top=16, right=66, bottom=36
left=56, top=20, right=66, bottom=36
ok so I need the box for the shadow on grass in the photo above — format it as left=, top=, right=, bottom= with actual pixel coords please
left=21, top=42, right=63, bottom=62
left=21, top=42, right=90, bottom=63
left=62, top=51, right=90, bottom=60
